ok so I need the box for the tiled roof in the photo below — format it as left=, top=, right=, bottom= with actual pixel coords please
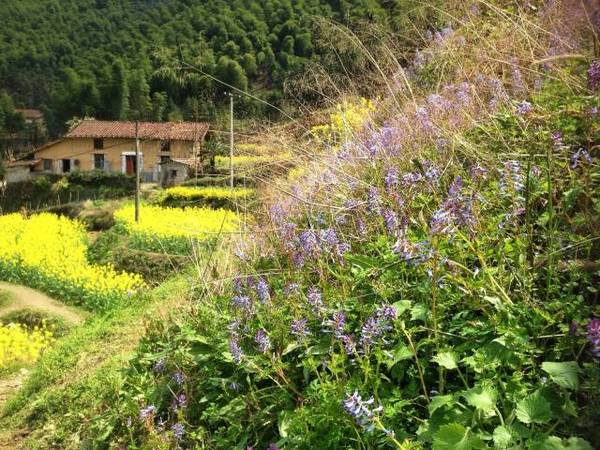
left=66, top=119, right=209, bottom=141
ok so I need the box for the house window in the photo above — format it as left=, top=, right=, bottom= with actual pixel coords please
left=160, top=140, right=171, bottom=152
left=43, top=159, right=52, bottom=171
left=62, top=159, right=71, bottom=173
left=94, top=154, right=105, bottom=170
left=94, top=138, right=104, bottom=150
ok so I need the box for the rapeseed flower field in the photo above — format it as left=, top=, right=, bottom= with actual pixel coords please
left=114, top=204, right=240, bottom=254
left=0, top=213, right=144, bottom=310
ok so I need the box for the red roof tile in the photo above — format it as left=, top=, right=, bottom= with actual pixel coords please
left=66, top=119, right=209, bottom=141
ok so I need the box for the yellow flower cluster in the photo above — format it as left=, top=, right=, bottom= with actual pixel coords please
left=114, top=204, right=240, bottom=254
left=0, top=213, right=144, bottom=310
left=0, top=323, right=53, bottom=371
left=214, top=155, right=271, bottom=171
left=158, top=186, right=254, bottom=202
left=311, top=98, right=375, bottom=142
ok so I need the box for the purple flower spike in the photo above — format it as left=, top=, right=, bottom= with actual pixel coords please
left=255, top=329, right=271, bottom=353
left=139, top=404, right=157, bottom=420
left=171, top=423, right=185, bottom=440
left=343, top=391, right=383, bottom=432
left=384, top=168, right=399, bottom=193
left=255, top=278, right=271, bottom=303
left=571, top=148, right=593, bottom=169
left=229, top=335, right=244, bottom=363
left=587, top=319, right=600, bottom=359
left=307, top=286, right=324, bottom=312
left=291, top=319, right=310, bottom=338
left=516, top=100, right=533, bottom=116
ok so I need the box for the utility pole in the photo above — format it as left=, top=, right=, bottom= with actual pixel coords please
left=229, top=93, right=234, bottom=190
left=135, top=120, right=140, bottom=223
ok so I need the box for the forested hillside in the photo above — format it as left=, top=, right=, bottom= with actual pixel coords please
left=0, top=0, right=430, bottom=135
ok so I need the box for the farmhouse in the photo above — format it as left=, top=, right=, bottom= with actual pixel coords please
left=32, top=119, right=209, bottom=182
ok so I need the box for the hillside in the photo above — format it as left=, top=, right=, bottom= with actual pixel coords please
left=0, top=0, right=433, bottom=135
left=0, top=0, right=599, bottom=449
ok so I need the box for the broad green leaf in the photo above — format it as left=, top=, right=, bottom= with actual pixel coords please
left=541, top=361, right=579, bottom=390
left=386, top=344, right=413, bottom=368
left=428, top=394, right=454, bottom=414
left=516, top=390, right=553, bottom=424
left=433, top=423, right=484, bottom=450
left=411, top=303, right=428, bottom=322
left=432, top=351, right=458, bottom=370
left=463, top=386, right=497, bottom=413
left=528, top=436, right=591, bottom=450
left=392, top=300, right=412, bottom=316
left=492, top=425, right=513, bottom=449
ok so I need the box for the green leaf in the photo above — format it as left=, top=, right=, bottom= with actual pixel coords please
left=433, top=423, right=484, bottom=450
left=463, top=386, right=497, bottom=413
left=410, top=303, right=428, bottom=322
left=428, top=394, right=455, bottom=414
left=432, top=351, right=458, bottom=370
left=386, top=343, right=413, bottom=369
left=492, top=425, right=513, bottom=449
left=541, top=361, right=579, bottom=390
left=392, top=300, right=412, bottom=316
left=516, top=390, right=553, bottom=424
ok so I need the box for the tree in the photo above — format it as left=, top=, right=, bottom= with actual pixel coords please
left=106, top=60, right=130, bottom=120
left=151, top=91, right=167, bottom=121
left=129, top=70, right=152, bottom=120
left=215, top=56, right=248, bottom=92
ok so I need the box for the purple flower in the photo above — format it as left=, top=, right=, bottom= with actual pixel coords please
left=571, top=148, right=593, bottom=169
left=172, top=393, right=187, bottom=410
left=326, top=311, right=347, bottom=338
left=267, top=444, right=279, bottom=450
left=384, top=168, right=399, bottom=193
left=299, top=229, right=320, bottom=257
left=336, top=241, right=351, bottom=257
left=341, top=334, right=357, bottom=355
left=307, top=286, right=324, bottom=312
left=255, top=329, right=271, bottom=353
left=500, top=160, right=524, bottom=194
left=255, top=278, right=270, bottom=303
left=356, top=217, right=366, bottom=236
left=430, top=176, right=475, bottom=235
left=320, top=228, right=339, bottom=249
left=381, top=209, right=398, bottom=234
left=172, top=371, right=185, bottom=386
left=367, top=187, right=381, bottom=213
left=343, top=391, right=383, bottom=432
left=586, top=319, right=600, bottom=359
left=229, top=334, right=244, bottom=363
left=171, top=423, right=185, bottom=440
left=233, top=277, right=244, bottom=294
left=360, top=305, right=398, bottom=350
left=232, top=295, right=252, bottom=312
left=551, top=131, right=563, bottom=148
left=153, top=358, right=166, bottom=373
left=516, top=100, right=533, bottom=116
left=588, top=60, right=600, bottom=92
left=139, top=404, right=157, bottom=420
left=401, top=172, right=423, bottom=187
left=291, top=319, right=310, bottom=338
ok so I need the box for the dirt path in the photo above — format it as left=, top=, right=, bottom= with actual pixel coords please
left=0, top=282, right=85, bottom=325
